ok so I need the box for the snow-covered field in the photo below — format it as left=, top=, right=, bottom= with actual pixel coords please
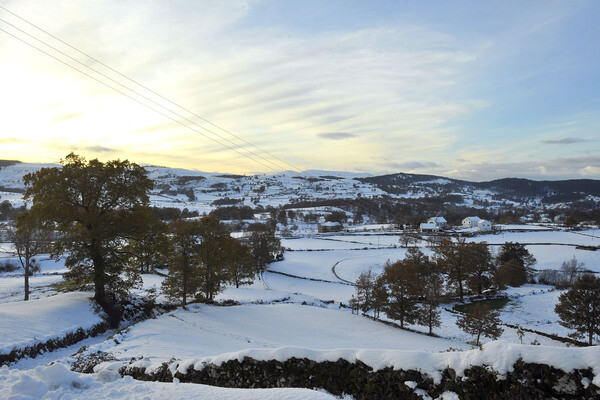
left=1, top=162, right=599, bottom=398
left=0, top=292, right=103, bottom=354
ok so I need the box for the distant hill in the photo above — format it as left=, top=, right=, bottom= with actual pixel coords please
left=0, top=160, right=22, bottom=168
left=1, top=161, right=599, bottom=215
left=359, top=173, right=600, bottom=203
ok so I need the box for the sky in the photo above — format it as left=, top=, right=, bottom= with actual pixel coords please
left=0, top=0, right=599, bottom=181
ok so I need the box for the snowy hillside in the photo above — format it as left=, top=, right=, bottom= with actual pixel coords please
left=2, top=161, right=600, bottom=217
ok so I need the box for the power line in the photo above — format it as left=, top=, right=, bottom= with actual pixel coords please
left=0, top=13, right=291, bottom=173
left=0, top=7, right=396, bottom=228
left=0, top=4, right=302, bottom=174
left=0, top=4, right=510, bottom=265
left=0, top=25, right=277, bottom=172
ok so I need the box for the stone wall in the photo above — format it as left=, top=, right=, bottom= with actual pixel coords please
left=121, top=356, right=599, bottom=399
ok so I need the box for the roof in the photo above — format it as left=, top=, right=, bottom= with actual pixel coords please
left=420, top=223, right=439, bottom=229
left=463, top=216, right=481, bottom=222
left=429, top=217, right=447, bottom=223
left=321, top=221, right=341, bottom=227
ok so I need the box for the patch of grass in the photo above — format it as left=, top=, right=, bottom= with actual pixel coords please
left=50, top=280, right=87, bottom=293
left=453, top=297, right=511, bottom=313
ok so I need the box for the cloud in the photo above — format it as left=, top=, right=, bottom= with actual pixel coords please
left=50, top=112, right=84, bottom=123
left=444, top=155, right=600, bottom=181
left=382, top=161, right=441, bottom=170
left=581, top=166, right=600, bottom=176
left=83, top=145, right=116, bottom=153
left=317, top=132, right=358, bottom=140
left=0, top=137, right=26, bottom=144
left=542, top=137, right=589, bottom=144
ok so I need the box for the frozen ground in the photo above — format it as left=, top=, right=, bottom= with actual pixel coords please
left=0, top=292, right=103, bottom=354
left=0, top=363, right=342, bottom=400
left=84, top=303, right=468, bottom=374
left=1, top=220, right=599, bottom=398
left=0, top=255, right=67, bottom=303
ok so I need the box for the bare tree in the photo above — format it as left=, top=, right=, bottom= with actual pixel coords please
left=6, top=212, right=48, bottom=301
left=561, top=256, right=585, bottom=287
left=399, top=232, right=419, bottom=248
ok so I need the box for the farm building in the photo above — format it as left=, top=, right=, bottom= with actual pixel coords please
left=462, top=216, right=481, bottom=228
left=419, top=223, right=440, bottom=233
left=318, top=221, right=342, bottom=233
left=427, top=216, right=447, bottom=229
left=477, top=219, right=493, bottom=232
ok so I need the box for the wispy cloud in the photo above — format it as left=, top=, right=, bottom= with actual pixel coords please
left=542, top=137, right=590, bottom=145
left=445, top=155, right=600, bottom=181
left=50, top=112, right=84, bottom=123
left=0, top=137, right=26, bottom=144
left=83, top=145, right=115, bottom=153
left=317, top=132, right=358, bottom=140
left=381, top=160, right=442, bottom=171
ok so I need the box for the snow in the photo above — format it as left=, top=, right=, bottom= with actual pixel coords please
left=0, top=292, right=104, bottom=354
left=0, top=256, right=66, bottom=302
left=170, top=341, right=600, bottom=386
left=2, top=162, right=600, bottom=397
left=85, top=303, right=467, bottom=374
left=262, top=272, right=354, bottom=302
left=0, top=364, right=339, bottom=399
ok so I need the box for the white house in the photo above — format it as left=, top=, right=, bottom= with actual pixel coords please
left=462, top=216, right=481, bottom=228
left=477, top=219, right=492, bottom=232
left=427, top=216, right=447, bottom=229
left=420, top=223, right=439, bottom=233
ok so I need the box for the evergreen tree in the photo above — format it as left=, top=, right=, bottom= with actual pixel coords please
left=555, top=274, right=600, bottom=345
left=456, top=303, right=504, bottom=346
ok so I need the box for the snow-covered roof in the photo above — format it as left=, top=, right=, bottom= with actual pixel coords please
left=321, top=221, right=341, bottom=227
left=463, top=216, right=481, bottom=222
left=428, top=217, right=447, bottom=223
left=420, top=223, right=438, bottom=229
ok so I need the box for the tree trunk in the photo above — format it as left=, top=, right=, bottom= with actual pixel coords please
left=24, top=262, right=30, bottom=301
left=91, top=247, right=106, bottom=306
left=205, top=264, right=212, bottom=303
left=428, top=311, right=433, bottom=334
left=182, top=262, right=188, bottom=307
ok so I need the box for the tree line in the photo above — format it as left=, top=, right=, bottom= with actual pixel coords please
left=352, top=238, right=600, bottom=345
left=6, top=154, right=281, bottom=325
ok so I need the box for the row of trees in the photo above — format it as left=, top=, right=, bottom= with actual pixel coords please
left=352, top=241, right=600, bottom=345
left=350, top=239, right=536, bottom=338
left=12, top=154, right=280, bottom=323
left=351, top=247, right=504, bottom=343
